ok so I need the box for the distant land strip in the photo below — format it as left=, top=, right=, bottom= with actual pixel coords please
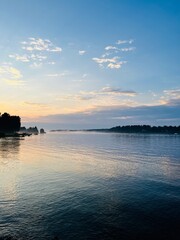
left=51, top=125, right=180, bottom=134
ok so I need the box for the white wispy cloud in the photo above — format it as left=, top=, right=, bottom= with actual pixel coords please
left=101, top=52, right=112, bottom=58
left=30, top=62, right=43, bottom=69
left=159, top=89, right=180, bottom=106
left=58, top=87, right=137, bottom=102
left=92, top=57, right=127, bottom=69
left=105, top=46, right=118, bottom=50
left=94, top=38, right=135, bottom=69
left=105, top=46, right=135, bottom=52
left=9, top=38, right=62, bottom=68
left=107, top=61, right=127, bottom=69
left=116, top=39, right=134, bottom=44
left=120, top=47, right=136, bottom=52
left=21, top=38, right=62, bottom=52
left=79, top=50, right=86, bottom=55
left=0, top=65, right=22, bottom=79
left=46, top=72, right=67, bottom=78
left=163, top=89, right=180, bottom=97
left=9, top=54, right=29, bottom=62
left=0, top=65, right=25, bottom=86
left=92, top=56, right=119, bottom=64
left=9, top=54, right=47, bottom=63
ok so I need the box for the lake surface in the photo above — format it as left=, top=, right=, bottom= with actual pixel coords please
left=0, top=132, right=180, bottom=240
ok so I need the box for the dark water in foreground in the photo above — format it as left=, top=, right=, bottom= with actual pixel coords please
left=0, top=132, right=179, bottom=240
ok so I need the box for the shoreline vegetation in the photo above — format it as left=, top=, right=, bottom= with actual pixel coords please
left=0, top=113, right=179, bottom=137
left=51, top=125, right=180, bottom=134
left=0, top=112, right=45, bottom=138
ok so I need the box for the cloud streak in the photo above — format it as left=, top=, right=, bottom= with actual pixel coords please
left=105, top=46, right=118, bottom=50
left=116, top=39, right=134, bottom=44
left=79, top=50, right=86, bottom=55
left=101, top=87, right=137, bottom=96
left=0, top=65, right=25, bottom=86
left=93, top=38, right=135, bottom=69
left=104, top=46, right=135, bottom=52
left=46, top=72, right=68, bottom=78
left=23, top=102, right=49, bottom=107
left=160, top=89, right=180, bottom=106
left=9, top=37, right=62, bottom=68
left=33, top=103, right=180, bottom=129
left=92, top=56, right=127, bottom=69
left=9, top=54, right=47, bottom=63
left=21, top=38, right=62, bottom=52
left=57, top=87, right=137, bottom=103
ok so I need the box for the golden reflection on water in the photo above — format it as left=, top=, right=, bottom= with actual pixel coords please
left=0, top=133, right=179, bottom=205
left=0, top=134, right=179, bottom=181
left=0, top=138, right=20, bottom=205
left=0, top=138, right=20, bottom=159
left=17, top=136, right=139, bottom=180
left=0, top=133, right=179, bottom=240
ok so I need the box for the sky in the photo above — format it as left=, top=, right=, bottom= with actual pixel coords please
left=0, top=0, right=180, bottom=129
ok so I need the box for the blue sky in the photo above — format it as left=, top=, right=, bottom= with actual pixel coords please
left=0, top=0, right=179, bottom=129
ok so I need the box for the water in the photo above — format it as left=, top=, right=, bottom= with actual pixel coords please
left=0, top=132, right=179, bottom=240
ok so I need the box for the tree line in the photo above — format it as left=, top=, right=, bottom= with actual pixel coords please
left=109, top=125, right=180, bottom=134
left=0, top=112, right=21, bottom=133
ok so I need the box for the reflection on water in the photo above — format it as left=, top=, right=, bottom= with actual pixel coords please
left=0, top=138, right=21, bottom=199
left=0, top=137, right=20, bottom=160
left=0, top=133, right=180, bottom=240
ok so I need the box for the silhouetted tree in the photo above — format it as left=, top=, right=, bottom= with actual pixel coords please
left=0, top=112, right=21, bottom=133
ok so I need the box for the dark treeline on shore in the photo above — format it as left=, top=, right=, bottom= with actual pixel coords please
left=85, top=125, right=180, bottom=134
left=20, top=126, right=39, bottom=134
left=109, top=125, right=180, bottom=134
left=0, top=112, right=20, bottom=133
left=51, top=125, right=180, bottom=134
left=0, top=112, right=45, bottom=137
left=1, top=112, right=179, bottom=135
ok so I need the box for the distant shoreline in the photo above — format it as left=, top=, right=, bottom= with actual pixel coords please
left=50, top=125, right=180, bottom=134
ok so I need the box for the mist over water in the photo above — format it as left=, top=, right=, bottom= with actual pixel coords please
left=0, top=132, right=180, bottom=240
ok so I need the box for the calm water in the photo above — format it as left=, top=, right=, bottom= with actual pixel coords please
left=0, top=132, right=179, bottom=240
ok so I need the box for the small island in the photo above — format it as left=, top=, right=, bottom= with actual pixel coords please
left=40, top=128, right=46, bottom=134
